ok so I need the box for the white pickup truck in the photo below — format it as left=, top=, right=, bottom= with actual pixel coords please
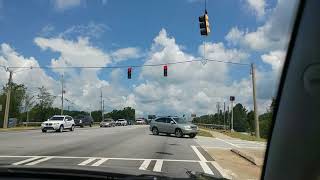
left=41, top=115, right=75, bottom=133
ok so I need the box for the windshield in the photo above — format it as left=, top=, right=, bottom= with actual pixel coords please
left=0, top=0, right=299, bottom=179
left=49, top=117, right=64, bottom=121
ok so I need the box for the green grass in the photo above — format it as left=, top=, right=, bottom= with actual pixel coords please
left=0, top=126, right=40, bottom=132
left=221, top=130, right=267, bottom=142
left=198, top=129, right=214, bottom=137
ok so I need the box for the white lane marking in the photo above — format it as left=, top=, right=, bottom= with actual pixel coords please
left=0, top=155, right=208, bottom=163
left=25, top=157, right=53, bottom=165
left=12, top=157, right=42, bottom=165
left=139, top=159, right=151, bottom=170
left=211, top=161, right=230, bottom=179
left=191, top=145, right=207, bottom=161
left=78, top=158, right=97, bottom=166
left=216, top=138, right=241, bottom=148
left=153, top=160, right=163, bottom=172
left=199, top=161, right=214, bottom=175
left=91, top=158, right=108, bottom=166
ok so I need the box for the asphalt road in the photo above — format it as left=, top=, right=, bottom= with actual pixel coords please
left=0, top=125, right=224, bottom=178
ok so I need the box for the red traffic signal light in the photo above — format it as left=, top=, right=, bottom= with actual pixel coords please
left=164, top=65, right=168, bottom=77
left=128, top=67, right=132, bottom=79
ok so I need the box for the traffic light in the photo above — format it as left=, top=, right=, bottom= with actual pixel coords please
left=128, top=67, right=132, bottom=79
left=164, top=65, right=167, bottom=77
left=199, top=10, right=210, bottom=36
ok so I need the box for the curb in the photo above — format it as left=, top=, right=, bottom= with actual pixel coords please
left=230, top=148, right=263, bottom=166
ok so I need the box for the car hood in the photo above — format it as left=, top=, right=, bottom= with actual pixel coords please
left=42, top=120, right=64, bottom=123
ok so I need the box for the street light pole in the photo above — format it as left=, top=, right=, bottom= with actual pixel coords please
left=251, top=63, right=260, bottom=138
left=3, top=70, right=13, bottom=128
left=61, top=74, right=64, bottom=115
left=231, top=101, right=234, bottom=132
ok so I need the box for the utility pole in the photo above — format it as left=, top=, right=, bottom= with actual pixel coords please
left=100, top=89, right=103, bottom=121
left=230, top=96, right=235, bottom=132
left=223, top=102, right=226, bottom=130
left=24, top=95, right=34, bottom=127
left=251, top=63, right=260, bottom=138
left=61, top=74, right=64, bottom=115
left=102, top=100, right=104, bottom=120
left=3, top=70, right=13, bottom=128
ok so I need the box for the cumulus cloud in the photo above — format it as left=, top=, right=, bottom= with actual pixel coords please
left=245, top=0, right=266, bottom=19
left=0, top=43, right=59, bottom=102
left=52, top=0, right=83, bottom=11
left=226, top=0, right=298, bottom=51
left=130, top=29, right=259, bottom=116
left=111, top=47, right=142, bottom=62
left=261, top=50, right=286, bottom=71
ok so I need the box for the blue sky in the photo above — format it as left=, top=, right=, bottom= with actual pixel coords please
left=0, top=0, right=298, bottom=116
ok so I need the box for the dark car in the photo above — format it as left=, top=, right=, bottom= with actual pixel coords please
left=74, top=115, right=93, bottom=127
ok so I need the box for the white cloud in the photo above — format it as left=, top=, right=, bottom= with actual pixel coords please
left=39, top=24, right=55, bottom=37
left=261, top=50, right=286, bottom=71
left=245, top=0, right=266, bottom=19
left=0, top=43, right=59, bottom=101
left=226, top=0, right=298, bottom=51
left=59, top=22, right=109, bottom=39
left=52, top=0, right=82, bottom=11
left=111, top=47, right=142, bottom=62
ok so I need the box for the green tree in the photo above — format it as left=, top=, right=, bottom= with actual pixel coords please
left=31, top=86, right=55, bottom=121
left=233, top=103, right=249, bottom=132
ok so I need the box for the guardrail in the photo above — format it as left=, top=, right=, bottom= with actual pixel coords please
left=196, top=123, right=227, bottom=130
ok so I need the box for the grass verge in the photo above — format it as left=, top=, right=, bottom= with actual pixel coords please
left=198, top=129, right=214, bottom=137
left=0, top=126, right=40, bottom=132
left=220, top=130, right=266, bottom=142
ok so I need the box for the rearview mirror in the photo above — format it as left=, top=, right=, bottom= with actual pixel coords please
left=170, top=121, right=174, bottom=124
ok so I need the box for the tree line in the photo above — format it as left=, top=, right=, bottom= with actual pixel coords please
left=192, top=100, right=275, bottom=139
left=0, top=83, right=135, bottom=127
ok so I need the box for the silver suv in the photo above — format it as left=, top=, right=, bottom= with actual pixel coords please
left=149, top=116, right=198, bottom=138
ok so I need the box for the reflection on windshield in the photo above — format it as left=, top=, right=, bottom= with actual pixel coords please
left=49, top=117, right=64, bottom=121
left=173, top=118, right=187, bottom=124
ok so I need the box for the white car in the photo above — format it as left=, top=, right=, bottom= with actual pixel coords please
left=41, top=115, right=75, bottom=133
left=115, top=119, right=128, bottom=126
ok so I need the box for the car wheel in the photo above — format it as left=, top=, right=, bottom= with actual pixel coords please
left=70, top=125, right=75, bottom=131
left=57, top=125, right=63, bottom=133
left=42, top=129, right=46, bottom=133
left=175, top=129, right=183, bottom=138
left=152, top=127, right=159, bottom=135
left=189, top=133, right=196, bottom=138
left=90, top=124, right=92, bottom=127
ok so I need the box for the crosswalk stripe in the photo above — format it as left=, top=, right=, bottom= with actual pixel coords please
left=199, top=161, right=214, bottom=175
left=139, top=159, right=151, bottom=170
left=91, top=158, right=108, bottom=166
left=78, top=158, right=97, bottom=166
left=191, top=145, right=207, bottom=161
left=153, top=160, right=163, bottom=172
left=12, top=157, right=42, bottom=165
left=25, top=157, right=53, bottom=165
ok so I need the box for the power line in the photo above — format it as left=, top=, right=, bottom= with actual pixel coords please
left=4, top=58, right=250, bottom=70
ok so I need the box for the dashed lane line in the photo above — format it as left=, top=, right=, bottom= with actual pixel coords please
left=12, top=157, right=42, bottom=165
left=153, top=160, right=163, bottom=172
left=91, top=158, right=108, bottom=167
left=78, top=158, right=97, bottom=166
left=25, top=157, right=54, bottom=166
left=139, top=159, right=151, bottom=170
